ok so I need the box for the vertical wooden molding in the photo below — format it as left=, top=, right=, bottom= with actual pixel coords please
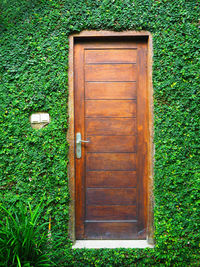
left=147, top=34, right=154, bottom=245
left=68, top=35, right=75, bottom=242
left=74, top=43, right=86, bottom=239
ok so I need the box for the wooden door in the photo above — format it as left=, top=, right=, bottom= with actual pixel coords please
left=74, top=37, right=148, bottom=240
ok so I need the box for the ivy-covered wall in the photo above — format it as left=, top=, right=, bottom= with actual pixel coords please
left=0, top=0, right=199, bottom=265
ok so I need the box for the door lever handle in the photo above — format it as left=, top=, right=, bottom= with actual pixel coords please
left=79, top=139, right=90, bottom=143
left=76, top=138, right=90, bottom=144
left=76, top=132, right=90, bottom=158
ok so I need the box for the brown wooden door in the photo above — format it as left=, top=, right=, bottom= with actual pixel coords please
left=74, top=37, right=148, bottom=240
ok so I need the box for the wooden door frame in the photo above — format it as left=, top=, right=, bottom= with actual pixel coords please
left=67, top=31, right=154, bottom=244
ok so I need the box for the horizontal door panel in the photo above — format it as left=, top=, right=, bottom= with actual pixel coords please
left=86, top=118, right=136, bottom=135
left=86, top=205, right=136, bottom=220
left=85, top=100, right=136, bottom=117
left=86, top=153, right=136, bottom=171
left=86, top=171, right=137, bottom=187
left=86, top=188, right=136, bottom=205
left=82, top=42, right=139, bottom=49
left=85, top=82, right=137, bottom=99
left=85, top=222, right=138, bottom=239
left=85, top=49, right=137, bottom=63
left=85, top=64, right=137, bottom=81
left=86, top=136, right=136, bottom=152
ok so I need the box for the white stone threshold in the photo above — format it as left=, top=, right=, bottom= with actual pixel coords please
left=73, top=240, right=154, bottom=249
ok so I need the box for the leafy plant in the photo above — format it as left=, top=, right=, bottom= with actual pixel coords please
left=0, top=200, right=53, bottom=267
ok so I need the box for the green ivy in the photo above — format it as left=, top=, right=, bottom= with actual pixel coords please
left=0, top=0, right=199, bottom=265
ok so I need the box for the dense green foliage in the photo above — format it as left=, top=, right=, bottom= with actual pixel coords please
left=0, top=0, right=199, bottom=265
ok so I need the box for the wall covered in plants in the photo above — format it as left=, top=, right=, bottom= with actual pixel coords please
left=0, top=0, right=199, bottom=265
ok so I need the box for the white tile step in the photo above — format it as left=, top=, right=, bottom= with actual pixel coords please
left=73, top=240, right=154, bottom=249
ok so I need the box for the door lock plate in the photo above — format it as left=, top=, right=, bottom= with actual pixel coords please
left=76, top=132, right=90, bottom=158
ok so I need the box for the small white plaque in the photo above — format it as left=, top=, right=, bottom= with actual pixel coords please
left=31, top=114, right=41, bottom=123
left=41, top=113, right=50, bottom=123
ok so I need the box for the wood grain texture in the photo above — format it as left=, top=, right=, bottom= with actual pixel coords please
left=86, top=205, right=137, bottom=220
left=85, top=222, right=138, bottom=239
left=74, top=36, right=150, bottom=240
left=136, top=44, right=148, bottom=236
left=86, top=136, right=136, bottom=152
left=68, top=35, right=75, bottom=241
left=85, top=49, right=137, bottom=63
left=85, top=82, right=137, bottom=100
left=86, top=171, right=137, bottom=187
left=85, top=64, right=137, bottom=81
left=86, top=188, right=136, bottom=205
left=86, top=118, right=136, bottom=135
left=73, top=30, right=150, bottom=38
left=85, top=100, right=136, bottom=117
left=74, top=43, right=85, bottom=238
left=86, top=153, right=136, bottom=171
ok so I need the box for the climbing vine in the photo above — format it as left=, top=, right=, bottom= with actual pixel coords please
left=0, top=0, right=199, bottom=265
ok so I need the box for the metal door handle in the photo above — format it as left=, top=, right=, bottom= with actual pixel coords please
left=77, top=139, right=90, bottom=144
left=76, top=132, right=90, bottom=158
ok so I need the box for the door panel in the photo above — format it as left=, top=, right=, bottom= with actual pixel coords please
left=86, top=136, right=136, bottom=153
left=85, top=222, right=138, bottom=239
left=85, top=82, right=137, bottom=99
left=86, top=188, right=136, bottom=205
left=86, top=205, right=137, bottom=220
left=86, top=153, right=136, bottom=171
left=86, top=118, right=136, bottom=135
left=86, top=171, right=137, bottom=188
left=85, top=64, right=137, bottom=81
left=85, top=100, right=136, bottom=117
left=85, top=49, right=137, bottom=63
left=75, top=38, right=148, bottom=239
